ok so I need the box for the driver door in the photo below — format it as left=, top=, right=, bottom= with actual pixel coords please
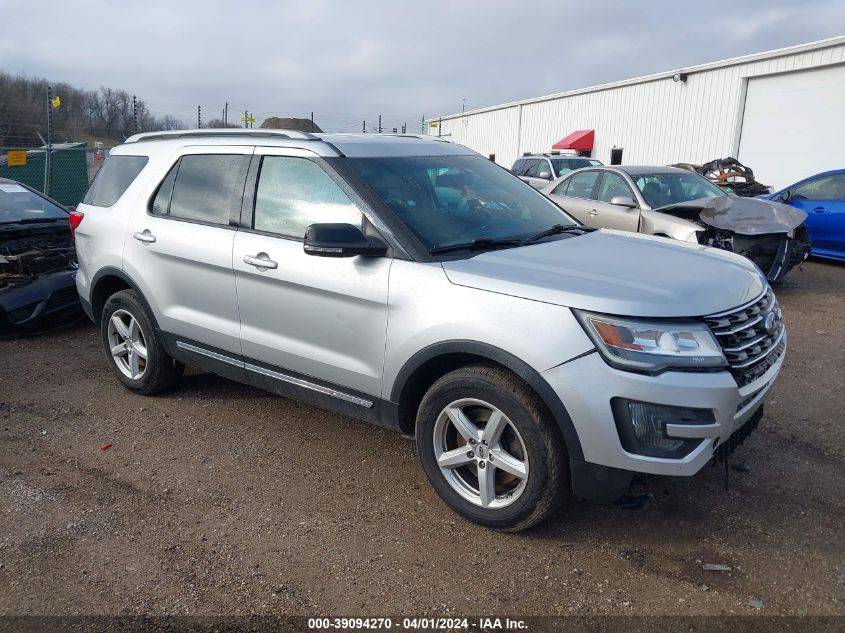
left=233, top=147, right=392, bottom=397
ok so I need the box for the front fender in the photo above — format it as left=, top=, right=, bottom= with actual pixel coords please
left=640, top=209, right=702, bottom=243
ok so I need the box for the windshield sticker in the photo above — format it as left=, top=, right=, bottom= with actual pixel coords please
left=0, top=184, right=29, bottom=194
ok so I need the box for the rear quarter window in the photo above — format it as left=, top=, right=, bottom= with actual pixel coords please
left=82, top=155, right=148, bottom=207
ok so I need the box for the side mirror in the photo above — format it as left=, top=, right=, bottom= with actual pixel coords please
left=610, top=196, right=637, bottom=208
left=538, top=170, right=552, bottom=180
left=304, top=223, right=388, bottom=258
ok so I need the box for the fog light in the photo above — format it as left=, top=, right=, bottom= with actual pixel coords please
left=627, top=402, right=685, bottom=451
left=7, top=302, right=39, bottom=323
left=612, top=399, right=714, bottom=458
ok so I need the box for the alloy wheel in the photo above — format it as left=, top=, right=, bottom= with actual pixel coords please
left=106, top=309, right=148, bottom=380
left=433, top=398, right=529, bottom=509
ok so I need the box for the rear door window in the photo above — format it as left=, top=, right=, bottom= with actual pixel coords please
left=162, top=154, right=249, bottom=225
left=511, top=159, right=525, bottom=175
left=565, top=170, right=600, bottom=199
left=551, top=178, right=571, bottom=196
left=82, top=155, right=148, bottom=207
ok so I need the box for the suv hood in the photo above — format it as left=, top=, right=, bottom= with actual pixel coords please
left=440, top=230, right=765, bottom=317
left=658, top=195, right=807, bottom=237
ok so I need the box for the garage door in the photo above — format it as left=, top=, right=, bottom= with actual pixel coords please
left=738, top=64, right=845, bottom=190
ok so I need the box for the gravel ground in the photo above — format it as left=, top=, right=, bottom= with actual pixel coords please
left=1, top=260, right=843, bottom=617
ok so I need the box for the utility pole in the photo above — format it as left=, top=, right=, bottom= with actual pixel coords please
left=421, top=114, right=425, bottom=134
left=438, top=117, right=442, bottom=138
left=402, top=122, right=406, bottom=134
left=362, top=120, right=366, bottom=133
left=44, top=85, right=53, bottom=196
left=310, top=112, right=314, bottom=133
left=462, top=98, right=466, bottom=114
left=224, top=102, right=228, bottom=126
left=197, top=105, right=202, bottom=128
left=244, top=110, right=248, bottom=129
left=132, top=95, right=138, bottom=134
left=378, top=114, right=382, bottom=134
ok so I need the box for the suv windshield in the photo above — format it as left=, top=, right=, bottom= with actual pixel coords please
left=348, top=155, right=576, bottom=250
left=632, top=172, right=725, bottom=208
left=552, top=158, right=601, bottom=175
left=0, top=183, right=67, bottom=224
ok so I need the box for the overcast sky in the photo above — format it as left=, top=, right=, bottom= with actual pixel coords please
left=2, top=0, right=844, bottom=132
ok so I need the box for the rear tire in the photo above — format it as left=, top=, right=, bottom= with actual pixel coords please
left=100, top=290, right=184, bottom=395
left=416, top=364, right=568, bottom=531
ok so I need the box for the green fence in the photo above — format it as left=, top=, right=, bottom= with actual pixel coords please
left=0, top=144, right=94, bottom=207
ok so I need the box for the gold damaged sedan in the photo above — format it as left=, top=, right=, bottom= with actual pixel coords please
left=542, top=165, right=811, bottom=282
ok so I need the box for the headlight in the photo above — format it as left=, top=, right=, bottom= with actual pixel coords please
left=573, top=309, right=727, bottom=373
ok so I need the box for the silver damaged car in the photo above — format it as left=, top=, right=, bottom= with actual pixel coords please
left=74, top=130, right=785, bottom=531
left=543, top=165, right=811, bottom=282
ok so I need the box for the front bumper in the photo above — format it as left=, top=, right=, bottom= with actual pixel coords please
left=0, top=268, right=82, bottom=337
left=543, top=340, right=784, bottom=479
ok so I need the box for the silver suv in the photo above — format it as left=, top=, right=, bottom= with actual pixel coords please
left=512, top=153, right=603, bottom=190
left=74, top=130, right=785, bottom=531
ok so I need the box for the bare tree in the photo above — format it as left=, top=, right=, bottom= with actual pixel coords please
left=206, top=118, right=240, bottom=129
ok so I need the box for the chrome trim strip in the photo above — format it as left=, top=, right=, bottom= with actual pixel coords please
left=175, top=341, right=374, bottom=409
left=723, top=332, right=773, bottom=353
left=176, top=341, right=244, bottom=368
left=730, top=328, right=786, bottom=369
left=665, top=422, right=721, bottom=439
left=705, top=287, right=770, bottom=319
left=244, top=362, right=374, bottom=408
left=710, top=314, right=763, bottom=336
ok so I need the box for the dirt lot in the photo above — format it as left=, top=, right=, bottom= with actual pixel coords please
left=1, top=260, right=844, bottom=617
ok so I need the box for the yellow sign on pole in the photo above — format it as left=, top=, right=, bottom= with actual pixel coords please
left=240, top=115, right=256, bottom=123
left=7, top=150, right=27, bottom=166
left=51, top=96, right=61, bottom=109
left=429, top=121, right=439, bottom=128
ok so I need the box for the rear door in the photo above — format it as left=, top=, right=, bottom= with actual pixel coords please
left=123, top=146, right=251, bottom=357
left=590, top=171, right=640, bottom=231
left=550, top=170, right=600, bottom=225
left=232, top=147, right=391, bottom=397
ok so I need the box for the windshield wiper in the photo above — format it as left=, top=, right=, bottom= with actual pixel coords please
left=430, top=238, right=523, bottom=255
left=524, top=223, right=595, bottom=242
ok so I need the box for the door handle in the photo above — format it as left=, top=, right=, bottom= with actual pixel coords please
left=813, top=206, right=827, bottom=213
left=589, top=209, right=599, bottom=216
left=133, top=230, right=156, bottom=243
left=243, top=253, right=278, bottom=270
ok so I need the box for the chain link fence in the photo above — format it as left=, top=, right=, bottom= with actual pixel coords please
left=0, top=144, right=106, bottom=207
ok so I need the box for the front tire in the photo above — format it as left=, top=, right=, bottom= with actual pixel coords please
left=100, top=290, right=184, bottom=395
left=416, top=365, right=568, bottom=531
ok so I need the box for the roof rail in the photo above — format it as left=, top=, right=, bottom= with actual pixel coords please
left=124, top=128, right=320, bottom=144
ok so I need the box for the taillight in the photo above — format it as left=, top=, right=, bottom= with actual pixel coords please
left=68, top=210, right=84, bottom=239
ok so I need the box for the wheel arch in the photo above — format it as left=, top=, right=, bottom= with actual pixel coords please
left=389, top=340, right=584, bottom=462
left=90, top=267, right=158, bottom=329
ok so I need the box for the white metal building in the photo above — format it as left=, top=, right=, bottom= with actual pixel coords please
left=432, top=36, right=845, bottom=189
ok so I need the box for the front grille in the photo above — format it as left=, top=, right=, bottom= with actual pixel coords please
left=46, top=286, right=79, bottom=310
left=704, top=287, right=785, bottom=388
left=712, top=405, right=763, bottom=462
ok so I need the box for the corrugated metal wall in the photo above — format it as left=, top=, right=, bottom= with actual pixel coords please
left=436, top=40, right=845, bottom=171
